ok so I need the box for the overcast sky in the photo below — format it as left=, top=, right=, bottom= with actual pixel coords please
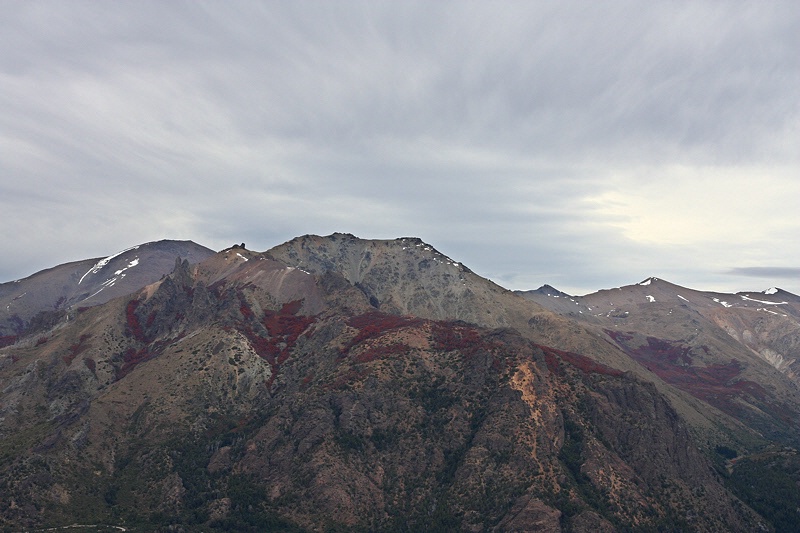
left=2, top=1, right=798, bottom=295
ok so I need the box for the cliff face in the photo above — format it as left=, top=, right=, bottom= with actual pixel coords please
left=0, top=236, right=777, bottom=531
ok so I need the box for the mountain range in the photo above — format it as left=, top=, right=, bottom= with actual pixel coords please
left=1, top=234, right=799, bottom=532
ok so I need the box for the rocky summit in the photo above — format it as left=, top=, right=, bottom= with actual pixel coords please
left=1, top=234, right=798, bottom=532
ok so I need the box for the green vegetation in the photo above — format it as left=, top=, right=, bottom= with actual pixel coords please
left=556, top=415, right=615, bottom=525
left=727, top=451, right=800, bottom=532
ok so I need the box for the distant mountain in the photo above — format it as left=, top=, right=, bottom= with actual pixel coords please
left=0, top=240, right=214, bottom=338
left=1, top=235, right=798, bottom=531
left=520, top=277, right=800, bottom=439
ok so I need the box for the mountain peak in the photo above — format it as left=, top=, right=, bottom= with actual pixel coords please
left=531, top=284, right=572, bottom=298
left=0, top=240, right=214, bottom=337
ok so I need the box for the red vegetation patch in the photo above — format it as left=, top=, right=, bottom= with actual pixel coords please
left=606, top=330, right=693, bottom=366
left=118, top=347, right=151, bottom=379
left=542, top=347, right=561, bottom=375
left=430, top=322, right=484, bottom=353
left=83, top=357, right=96, bottom=374
left=0, top=335, right=18, bottom=348
left=539, top=345, right=624, bottom=377
left=430, top=322, right=509, bottom=372
left=279, top=300, right=303, bottom=316
left=237, top=298, right=316, bottom=389
left=264, top=303, right=314, bottom=340
left=339, top=312, right=426, bottom=364
left=125, top=299, right=147, bottom=342
left=36, top=336, right=48, bottom=346
left=239, top=303, right=254, bottom=320
left=238, top=293, right=256, bottom=320
left=346, top=312, right=424, bottom=350
left=63, top=333, right=92, bottom=366
left=605, top=329, right=771, bottom=418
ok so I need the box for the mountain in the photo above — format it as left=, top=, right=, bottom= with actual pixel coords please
left=0, top=240, right=215, bottom=339
left=1, top=235, right=797, bottom=531
left=519, top=277, right=800, bottom=446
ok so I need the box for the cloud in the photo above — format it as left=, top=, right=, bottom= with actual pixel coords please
left=728, top=267, right=800, bottom=279
left=1, top=1, right=799, bottom=296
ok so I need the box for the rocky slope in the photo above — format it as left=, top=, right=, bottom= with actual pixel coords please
left=0, top=235, right=794, bottom=531
left=0, top=240, right=214, bottom=339
left=520, top=277, right=800, bottom=446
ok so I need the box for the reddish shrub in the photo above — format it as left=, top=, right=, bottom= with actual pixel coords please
left=125, top=299, right=147, bottom=342
left=83, top=357, right=96, bottom=373
left=0, top=335, right=17, bottom=348
left=541, top=347, right=562, bottom=375
left=430, top=322, right=484, bottom=353
left=280, top=300, right=303, bottom=315
left=539, top=345, right=625, bottom=377
left=237, top=301, right=317, bottom=390
left=605, top=329, right=781, bottom=421
left=63, top=333, right=92, bottom=366
left=118, top=347, right=152, bottom=379
left=239, top=303, right=254, bottom=320
left=343, top=312, right=424, bottom=354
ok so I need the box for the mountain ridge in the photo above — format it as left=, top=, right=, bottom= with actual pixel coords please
left=0, top=239, right=214, bottom=338
left=1, top=233, right=798, bottom=531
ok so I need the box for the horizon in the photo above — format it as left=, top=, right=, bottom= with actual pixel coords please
left=2, top=233, right=795, bottom=298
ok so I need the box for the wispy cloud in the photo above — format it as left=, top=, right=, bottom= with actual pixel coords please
left=728, top=267, right=800, bottom=279
left=1, top=1, right=798, bottom=295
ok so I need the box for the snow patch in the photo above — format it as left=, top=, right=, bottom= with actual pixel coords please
left=758, top=308, right=787, bottom=317
left=712, top=298, right=733, bottom=308
left=740, top=295, right=787, bottom=305
left=677, top=295, right=688, bottom=302
left=639, top=278, right=652, bottom=286
left=646, top=295, right=655, bottom=303
left=79, top=245, right=140, bottom=284
left=764, top=287, right=778, bottom=295
left=236, top=253, right=248, bottom=261
left=114, top=258, right=140, bottom=276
